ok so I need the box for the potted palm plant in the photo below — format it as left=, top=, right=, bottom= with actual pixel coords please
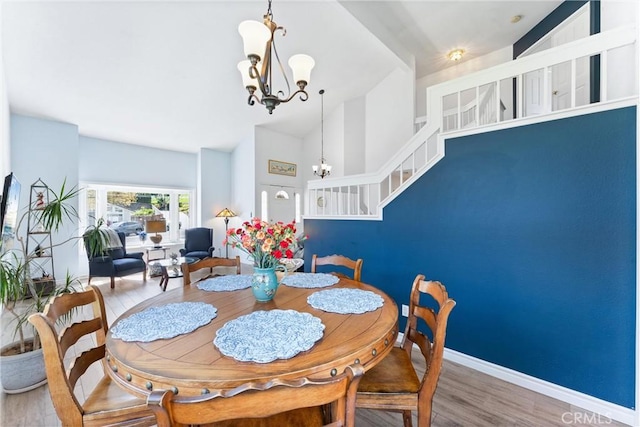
left=0, top=178, right=108, bottom=393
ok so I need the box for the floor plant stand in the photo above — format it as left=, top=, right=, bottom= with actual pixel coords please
left=25, top=179, right=56, bottom=297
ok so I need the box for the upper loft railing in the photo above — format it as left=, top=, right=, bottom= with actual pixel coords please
left=306, top=26, right=637, bottom=220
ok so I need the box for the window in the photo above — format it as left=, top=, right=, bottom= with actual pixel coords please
left=79, top=183, right=194, bottom=248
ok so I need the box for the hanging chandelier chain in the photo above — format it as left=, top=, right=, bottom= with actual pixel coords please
left=321, top=89, right=324, bottom=160
left=312, top=89, right=331, bottom=179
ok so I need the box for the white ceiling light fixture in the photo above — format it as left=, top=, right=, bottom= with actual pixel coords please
left=447, top=49, right=465, bottom=61
left=237, top=0, right=315, bottom=114
left=312, top=89, right=332, bottom=179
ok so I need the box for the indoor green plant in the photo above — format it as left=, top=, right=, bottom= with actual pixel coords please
left=0, top=179, right=107, bottom=393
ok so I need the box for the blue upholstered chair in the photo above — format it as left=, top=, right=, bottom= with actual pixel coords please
left=179, top=227, right=215, bottom=260
left=85, top=231, right=147, bottom=289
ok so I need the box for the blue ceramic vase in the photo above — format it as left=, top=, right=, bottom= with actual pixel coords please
left=251, top=267, right=282, bottom=302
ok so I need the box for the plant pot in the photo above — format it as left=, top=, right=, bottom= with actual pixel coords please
left=27, top=277, right=56, bottom=298
left=0, top=340, right=47, bottom=394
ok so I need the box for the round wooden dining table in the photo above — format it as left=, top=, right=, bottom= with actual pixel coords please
left=105, top=275, right=398, bottom=399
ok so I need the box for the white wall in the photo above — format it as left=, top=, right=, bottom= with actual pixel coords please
left=0, top=3, right=9, bottom=180
left=302, top=102, right=346, bottom=192
left=11, top=116, right=238, bottom=277
left=601, top=0, right=638, bottom=100
left=601, top=0, right=638, bottom=30
left=229, top=134, right=255, bottom=262
left=344, top=96, right=366, bottom=175
left=365, top=68, right=414, bottom=172
left=254, top=127, right=304, bottom=211
left=79, top=136, right=196, bottom=188
left=199, top=147, right=232, bottom=253
left=11, top=114, right=80, bottom=278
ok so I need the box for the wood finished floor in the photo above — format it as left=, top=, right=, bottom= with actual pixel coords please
left=1, top=272, right=630, bottom=427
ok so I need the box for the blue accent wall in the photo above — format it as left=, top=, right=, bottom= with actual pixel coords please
left=304, top=106, right=636, bottom=408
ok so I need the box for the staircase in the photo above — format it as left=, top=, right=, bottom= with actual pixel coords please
left=306, top=26, right=637, bottom=220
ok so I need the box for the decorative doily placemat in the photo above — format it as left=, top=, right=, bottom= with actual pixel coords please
left=197, top=275, right=252, bottom=292
left=281, top=273, right=339, bottom=288
left=111, top=302, right=217, bottom=342
left=307, top=288, right=384, bottom=314
left=214, top=310, right=325, bottom=363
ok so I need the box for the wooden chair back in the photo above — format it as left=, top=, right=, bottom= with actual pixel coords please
left=356, top=275, right=455, bottom=427
left=147, top=364, right=365, bottom=427
left=28, top=285, right=155, bottom=426
left=311, top=254, right=363, bottom=282
left=181, top=256, right=241, bottom=286
left=403, top=276, right=456, bottom=403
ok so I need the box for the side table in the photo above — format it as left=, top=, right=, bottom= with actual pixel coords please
left=157, top=257, right=197, bottom=291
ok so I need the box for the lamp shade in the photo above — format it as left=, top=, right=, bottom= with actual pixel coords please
left=237, top=60, right=260, bottom=89
left=216, top=208, right=237, bottom=218
left=238, top=20, right=271, bottom=60
left=288, top=54, right=315, bottom=84
left=146, top=219, right=166, bottom=233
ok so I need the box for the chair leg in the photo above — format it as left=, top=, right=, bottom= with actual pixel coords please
left=403, top=410, right=413, bottom=427
left=110, top=276, right=115, bottom=289
left=417, top=400, right=433, bottom=427
left=143, top=269, right=147, bottom=282
left=87, top=276, right=91, bottom=285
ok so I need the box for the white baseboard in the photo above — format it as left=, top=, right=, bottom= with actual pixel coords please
left=443, top=347, right=637, bottom=426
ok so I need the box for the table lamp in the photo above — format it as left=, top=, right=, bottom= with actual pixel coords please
left=216, top=208, right=237, bottom=258
left=146, top=219, right=167, bottom=248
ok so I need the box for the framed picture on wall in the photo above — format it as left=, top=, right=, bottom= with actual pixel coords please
left=268, top=160, right=297, bottom=177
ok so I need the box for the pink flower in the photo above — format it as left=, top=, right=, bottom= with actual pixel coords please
left=224, top=217, right=305, bottom=268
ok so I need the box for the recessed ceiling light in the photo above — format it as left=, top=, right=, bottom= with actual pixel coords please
left=511, top=15, right=523, bottom=24
left=447, top=49, right=465, bottom=61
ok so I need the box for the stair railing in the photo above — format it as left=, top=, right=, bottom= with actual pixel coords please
left=306, top=26, right=637, bottom=220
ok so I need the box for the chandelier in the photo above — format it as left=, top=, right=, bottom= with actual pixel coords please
left=312, top=89, right=331, bottom=179
left=237, top=0, right=315, bottom=114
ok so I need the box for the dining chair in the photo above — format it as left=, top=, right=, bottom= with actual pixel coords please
left=355, top=275, right=456, bottom=427
left=147, top=364, right=365, bottom=427
left=311, top=254, right=363, bottom=282
left=27, top=285, right=156, bottom=426
left=181, top=255, right=241, bottom=286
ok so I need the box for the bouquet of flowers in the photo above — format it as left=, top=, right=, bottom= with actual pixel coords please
left=224, top=218, right=297, bottom=269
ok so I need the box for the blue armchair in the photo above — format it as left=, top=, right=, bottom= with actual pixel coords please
left=179, top=227, right=215, bottom=260
left=85, top=231, right=147, bottom=289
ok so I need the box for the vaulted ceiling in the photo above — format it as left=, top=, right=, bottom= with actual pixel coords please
left=2, top=1, right=563, bottom=153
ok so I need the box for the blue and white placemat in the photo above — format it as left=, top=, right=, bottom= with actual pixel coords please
left=111, top=302, right=218, bottom=342
left=307, top=288, right=384, bottom=314
left=197, top=275, right=252, bottom=292
left=214, top=310, right=325, bottom=363
left=281, top=273, right=339, bottom=289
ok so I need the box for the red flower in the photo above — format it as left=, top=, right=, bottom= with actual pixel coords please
left=285, top=249, right=294, bottom=258
left=280, top=240, right=289, bottom=249
left=273, top=250, right=283, bottom=259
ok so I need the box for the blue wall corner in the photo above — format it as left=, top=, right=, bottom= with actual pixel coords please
left=304, top=106, right=636, bottom=408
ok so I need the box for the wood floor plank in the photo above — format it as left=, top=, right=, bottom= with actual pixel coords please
left=1, top=273, right=631, bottom=426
